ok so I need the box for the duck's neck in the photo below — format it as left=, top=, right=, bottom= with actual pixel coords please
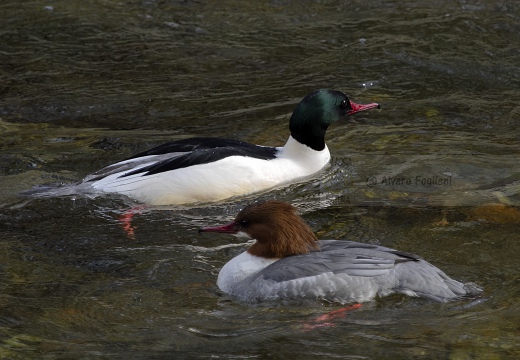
left=279, top=136, right=330, bottom=163
left=217, top=251, right=278, bottom=294
left=290, top=123, right=328, bottom=151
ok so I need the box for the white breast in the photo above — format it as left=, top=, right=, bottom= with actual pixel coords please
left=217, top=251, right=278, bottom=294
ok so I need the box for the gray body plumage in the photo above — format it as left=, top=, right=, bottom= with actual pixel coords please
left=226, top=240, right=481, bottom=304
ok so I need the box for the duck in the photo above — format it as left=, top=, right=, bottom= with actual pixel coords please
left=82, top=90, right=379, bottom=205
left=199, top=201, right=482, bottom=304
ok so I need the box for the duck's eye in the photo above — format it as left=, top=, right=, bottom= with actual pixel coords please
left=340, top=99, right=349, bottom=108
left=238, top=219, right=250, bottom=228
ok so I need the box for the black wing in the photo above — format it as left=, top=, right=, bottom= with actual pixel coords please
left=120, top=137, right=278, bottom=177
left=128, top=137, right=276, bottom=159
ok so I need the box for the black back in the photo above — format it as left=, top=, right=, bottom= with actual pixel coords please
left=120, top=137, right=278, bottom=177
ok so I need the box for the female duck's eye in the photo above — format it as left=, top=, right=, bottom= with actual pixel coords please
left=340, top=99, right=349, bottom=108
left=239, top=220, right=250, bottom=227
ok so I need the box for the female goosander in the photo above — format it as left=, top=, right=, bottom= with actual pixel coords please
left=200, top=201, right=482, bottom=304
left=82, top=90, right=379, bottom=205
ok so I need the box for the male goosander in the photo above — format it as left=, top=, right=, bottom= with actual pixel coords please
left=200, top=201, right=482, bottom=304
left=82, top=90, right=379, bottom=205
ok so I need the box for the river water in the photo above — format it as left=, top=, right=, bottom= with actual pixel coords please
left=1, top=0, right=519, bottom=358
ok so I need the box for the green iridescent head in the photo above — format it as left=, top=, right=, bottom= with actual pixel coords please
left=289, top=89, right=379, bottom=151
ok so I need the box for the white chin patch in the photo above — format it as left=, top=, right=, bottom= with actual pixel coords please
left=232, top=231, right=251, bottom=239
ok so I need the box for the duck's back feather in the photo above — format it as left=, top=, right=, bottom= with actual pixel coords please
left=231, top=240, right=481, bottom=303
left=121, top=144, right=278, bottom=177
left=128, top=137, right=277, bottom=160
left=87, top=137, right=278, bottom=181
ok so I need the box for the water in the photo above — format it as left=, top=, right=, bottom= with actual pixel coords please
left=1, top=0, right=519, bottom=358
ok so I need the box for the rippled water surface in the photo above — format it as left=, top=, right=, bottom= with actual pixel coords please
left=1, top=0, right=519, bottom=358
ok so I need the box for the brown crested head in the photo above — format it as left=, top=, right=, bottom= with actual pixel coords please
left=199, top=201, right=319, bottom=258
